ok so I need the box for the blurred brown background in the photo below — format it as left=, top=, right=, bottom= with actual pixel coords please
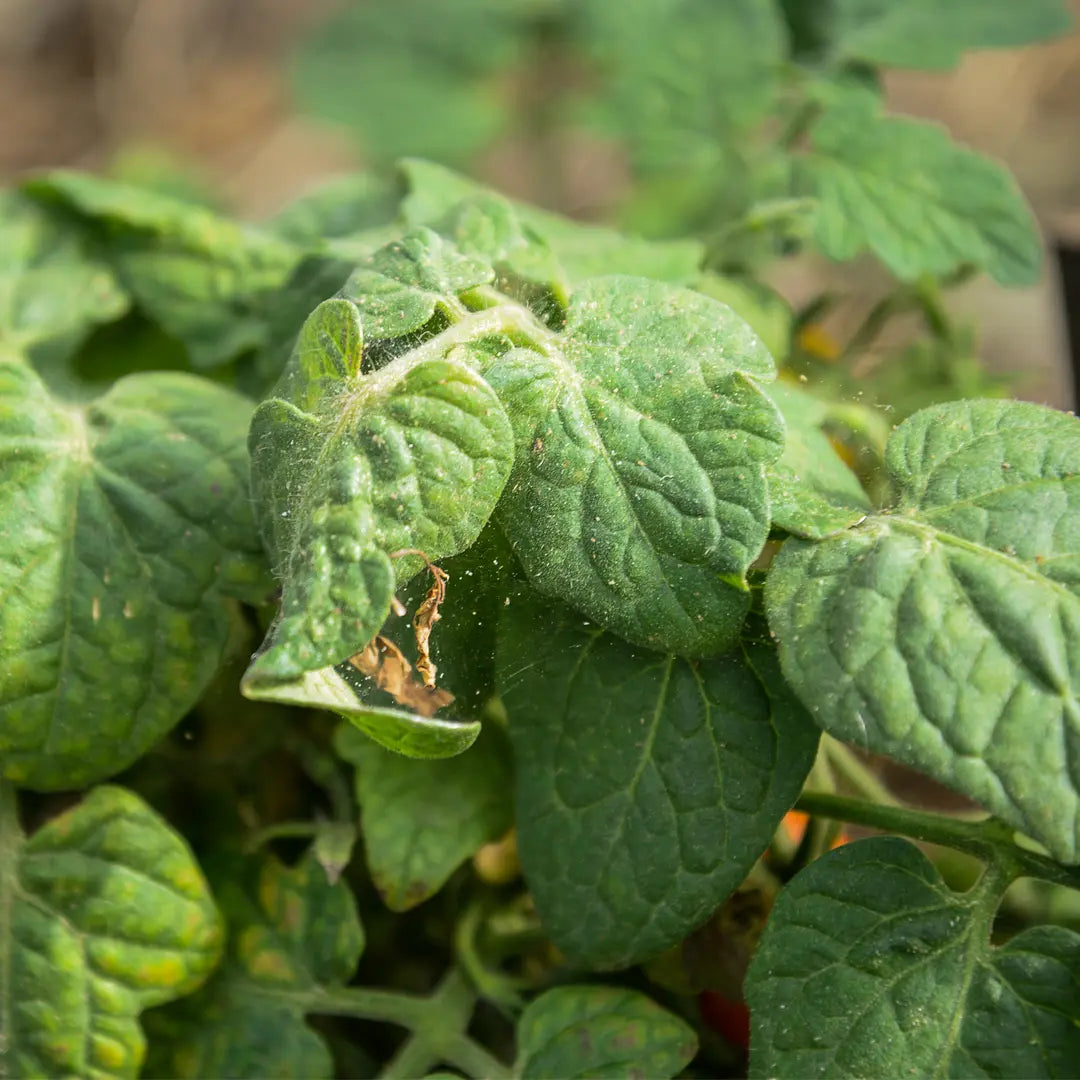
left=2, top=0, right=1077, bottom=406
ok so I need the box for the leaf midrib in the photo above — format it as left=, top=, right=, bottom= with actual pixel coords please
left=876, top=515, right=1080, bottom=607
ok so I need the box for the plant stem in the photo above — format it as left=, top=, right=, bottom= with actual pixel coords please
left=839, top=289, right=914, bottom=363
left=821, top=736, right=899, bottom=806
left=263, top=967, right=511, bottom=1079
left=258, top=983, right=433, bottom=1028
left=439, top=1032, right=514, bottom=1080
left=795, top=791, right=1080, bottom=891
left=243, top=820, right=320, bottom=852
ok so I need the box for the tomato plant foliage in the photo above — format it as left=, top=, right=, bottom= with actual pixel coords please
left=1, top=2, right=1080, bottom=1077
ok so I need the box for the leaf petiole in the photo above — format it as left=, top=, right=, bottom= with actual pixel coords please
left=795, top=791, right=1080, bottom=891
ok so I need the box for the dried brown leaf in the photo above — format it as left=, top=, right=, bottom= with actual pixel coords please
left=349, top=635, right=454, bottom=718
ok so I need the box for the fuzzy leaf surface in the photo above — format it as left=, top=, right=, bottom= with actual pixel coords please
left=144, top=852, right=363, bottom=1080
left=0, top=360, right=263, bottom=789
left=766, top=399, right=1080, bottom=861
left=498, top=592, right=819, bottom=968
left=514, top=985, right=697, bottom=1079
left=243, top=299, right=511, bottom=752
left=747, top=838, right=1080, bottom=1078
left=0, top=785, right=223, bottom=1079
left=22, top=171, right=298, bottom=369
left=804, top=99, right=1041, bottom=285
left=335, top=720, right=512, bottom=909
left=485, top=275, right=782, bottom=655
left=765, top=381, right=871, bottom=538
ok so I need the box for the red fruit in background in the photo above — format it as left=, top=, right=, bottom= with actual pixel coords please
left=699, top=989, right=751, bottom=1050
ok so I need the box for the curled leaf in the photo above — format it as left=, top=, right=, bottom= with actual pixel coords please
left=349, top=636, right=454, bottom=718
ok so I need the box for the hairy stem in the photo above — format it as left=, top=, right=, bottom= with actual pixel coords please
left=795, top=791, right=1080, bottom=891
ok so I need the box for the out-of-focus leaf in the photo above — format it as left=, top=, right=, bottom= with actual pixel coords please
left=292, top=0, right=525, bottom=164
left=22, top=172, right=299, bottom=369
left=0, top=785, right=223, bottom=1079
left=803, top=97, right=1041, bottom=285
left=0, top=190, right=128, bottom=355
left=266, top=173, right=400, bottom=245
left=515, top=985, right=697, bottom=1079
left=144, top=851, right=364, bottom=1080
left=335, top=719, right=512, bottom=909
left=764, top=380, right=871, bottom=538
left=399, top=159, right=705, bottom=285
left=829, top=0, right=1072, bottom=70
left=0, top=359, right=265, bottom=789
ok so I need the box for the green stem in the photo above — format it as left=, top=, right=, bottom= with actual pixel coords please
left=821, top=736, right=899, bottom=806
left=256, top=984, right=433, bottom=1028
left=244, top=820, right=320, bottom=852
left=439, top=1032, right=514, bottom=1080
left=380, top=1034, right=438, bottom=1080
left=796, top=792, right=1080, bottom=891
left=839, top=289, right=914, bottom=363
left=265, top=968, right=510, bottom=1079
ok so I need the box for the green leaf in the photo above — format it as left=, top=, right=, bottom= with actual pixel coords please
left=497, top=591, right=819, bottom=968
left=143, top=850, right=364, bottom=1080
left=485, top=275, right=782, bottom=656
left=695, top=272, right=792, bottom=363
left=293, top=1, right=523, bottom=164
left=0, top=190, right=128, bottom=354
left=22, top=171, right=299, bottom=369
left=803, top=97, right=1041, bottom=285
left=334, top=719, right=512, bottom=910
left=342, top=227, right=494, bottom=340
left=581, top=0, right=784, bottom=162
left=434, top=193, right=569, bottom=303
left=266, top=172, right=399, bottom=245
left=514, top=985, right=697, bottom=1079
left=0, top=359, right=264, bottom=789
left=766, top=399, right=1080, bottom=861
left=244, top=663, right=482, bottom=759
left=764, top=381, right=871, bottom=538
left=0, top=784, right=223, bottom=1079
left=242, top=298, right=512, bottom=749
left=399, top=159, right=705, bottom=285
left=828, top=0, right=1073, bottom=70
left=250, top=252, right=357, bottom=393
left=746, top=837, right=1080, bottom=1078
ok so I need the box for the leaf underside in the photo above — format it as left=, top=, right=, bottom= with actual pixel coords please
left=0, top=360, right=262, bottom=789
